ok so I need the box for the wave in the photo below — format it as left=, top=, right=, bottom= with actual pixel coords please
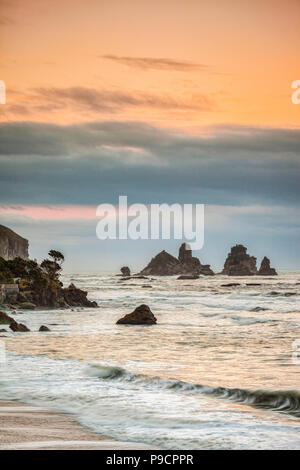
left=87, top=364, right=300, bottom=417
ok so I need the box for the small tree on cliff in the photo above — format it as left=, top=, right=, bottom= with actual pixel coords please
left=41, top=250, right=64, bottom=282
left=48, top=250, right=64, bottom=266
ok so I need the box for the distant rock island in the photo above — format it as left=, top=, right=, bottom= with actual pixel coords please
left=258, top=256, right=277, bottom=276
left=0, top=225, right=29, bottom=261
left=140, top=243, right=214, bottom=276
left=222, top=244, right=277, bottom=276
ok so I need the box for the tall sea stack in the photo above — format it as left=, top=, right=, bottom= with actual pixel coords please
left=222, top=244, right=257, bottom=276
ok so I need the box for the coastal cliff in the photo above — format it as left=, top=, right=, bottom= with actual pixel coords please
left=0, top=225, right=29, bottom=261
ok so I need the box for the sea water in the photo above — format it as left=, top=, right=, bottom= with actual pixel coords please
left=0, top=272, right=299, bottom=449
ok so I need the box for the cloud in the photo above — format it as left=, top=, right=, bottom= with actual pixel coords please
left=33, top=86, right=214, bottom=113
left=2, top=86, right=215, bottom=119
left=0, top=121, right=299, bottom=209
left=101, top=55, right=207, bottom=72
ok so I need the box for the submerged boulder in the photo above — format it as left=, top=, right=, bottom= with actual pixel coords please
left=177, top=275, right=199, bottom=280
left=116, top=304, right=157, bottom=325
left=0, top=311, right=15, bottom=324
left=258, top=257, right=277, bottom=276
left=9, top=320, right=30, bottom=332
left=221, top=283, right=241, bottom=287
left=222, top=245, right=257, bottom=276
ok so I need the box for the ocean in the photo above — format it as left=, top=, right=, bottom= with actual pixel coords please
left=0, top=272, right=300, bottom=449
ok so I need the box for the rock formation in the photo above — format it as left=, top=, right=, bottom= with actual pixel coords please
left=0, top=225, right=29, bottom=260
left=0, top=311, right=15, bottom=324
left=39, top=325, right=51, bottom=331
left=120, top=266, right=131, bottom=277
left=0, top=252, right=98, bottom=309
left=62, top=283, right=98, bottom=308
left=9, top=320, right=30, bottom=332
left=140, top=243, right=214, bottom=276
left=177, top=275, right=199, bottom=280
left=116, top=304, right=157, bottom=325
left=222, top=245, right=257, bottom=276
left=258, top=257, right=277, bottom=276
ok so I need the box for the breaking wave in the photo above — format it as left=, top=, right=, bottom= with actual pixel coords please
left=87, top=364, right=300, bottom=417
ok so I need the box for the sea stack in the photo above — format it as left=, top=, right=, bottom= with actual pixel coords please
left=120, top=266, right=131, bottom=277
left=222, top=244, right=257, bottom=276
left=140, top=243, right=214, bottom=276
left=258, top=257, right=277, bottom=276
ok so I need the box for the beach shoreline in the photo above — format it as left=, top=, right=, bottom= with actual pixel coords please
left=0, top=400, right=158, bottom=450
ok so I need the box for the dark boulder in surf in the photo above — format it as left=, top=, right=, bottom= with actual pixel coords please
left=116, top=304, right=157, bottom=325
left=258, top=257, right=277, bottom=276
left=221, top=283, right=241, bottom=287
left=39, top=325, right=51, bottom=332
left=9, top=320, right=30, bottom=332
left=0, top=311, right=15, bottom=324
left=177, top=275, right=199, bottom=280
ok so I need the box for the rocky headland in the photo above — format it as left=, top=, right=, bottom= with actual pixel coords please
left=0, top=250, right=97, bottom=309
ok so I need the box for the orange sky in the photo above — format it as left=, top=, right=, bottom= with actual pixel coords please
left=1, top=0, right=300, bottom=129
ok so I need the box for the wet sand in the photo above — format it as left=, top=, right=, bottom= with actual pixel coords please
left=0, top=401, right=157, bottom=450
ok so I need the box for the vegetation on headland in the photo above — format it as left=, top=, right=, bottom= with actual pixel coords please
left=0, top=250, right=97, bottom=309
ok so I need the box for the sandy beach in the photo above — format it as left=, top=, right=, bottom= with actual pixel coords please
left=0, top=401, right=157, bottom=450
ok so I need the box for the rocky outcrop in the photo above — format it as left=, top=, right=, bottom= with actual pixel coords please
left=39, top=325, right=51, bottom=331
left=9, top=320, right=30, bottom=332
left=177, top=275, right=199, bottom=280
left=0, top=311, right=15, bottom=324
left=0, top=251, right=98, bottom=309
left=19, top=301, right=36, bottom=310
left=140, top=250, right=179, bottom=276
left=0, top=225, right=29, bottom=260
left=116, top=304, right=157, bottom=325
left=62, top=283, right=98, bottom=308
left=140, top=243, right=214, bottom=276
left=258, top=257, right=277, bottom=276
left=121, top=266, right=131, bottom=276
left=221, top=283, right=241, bottom=287
left=222, top=245, right=257, bottom=276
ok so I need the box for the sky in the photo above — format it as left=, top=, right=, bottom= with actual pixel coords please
left=0, top=0, right=299, bottom=271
